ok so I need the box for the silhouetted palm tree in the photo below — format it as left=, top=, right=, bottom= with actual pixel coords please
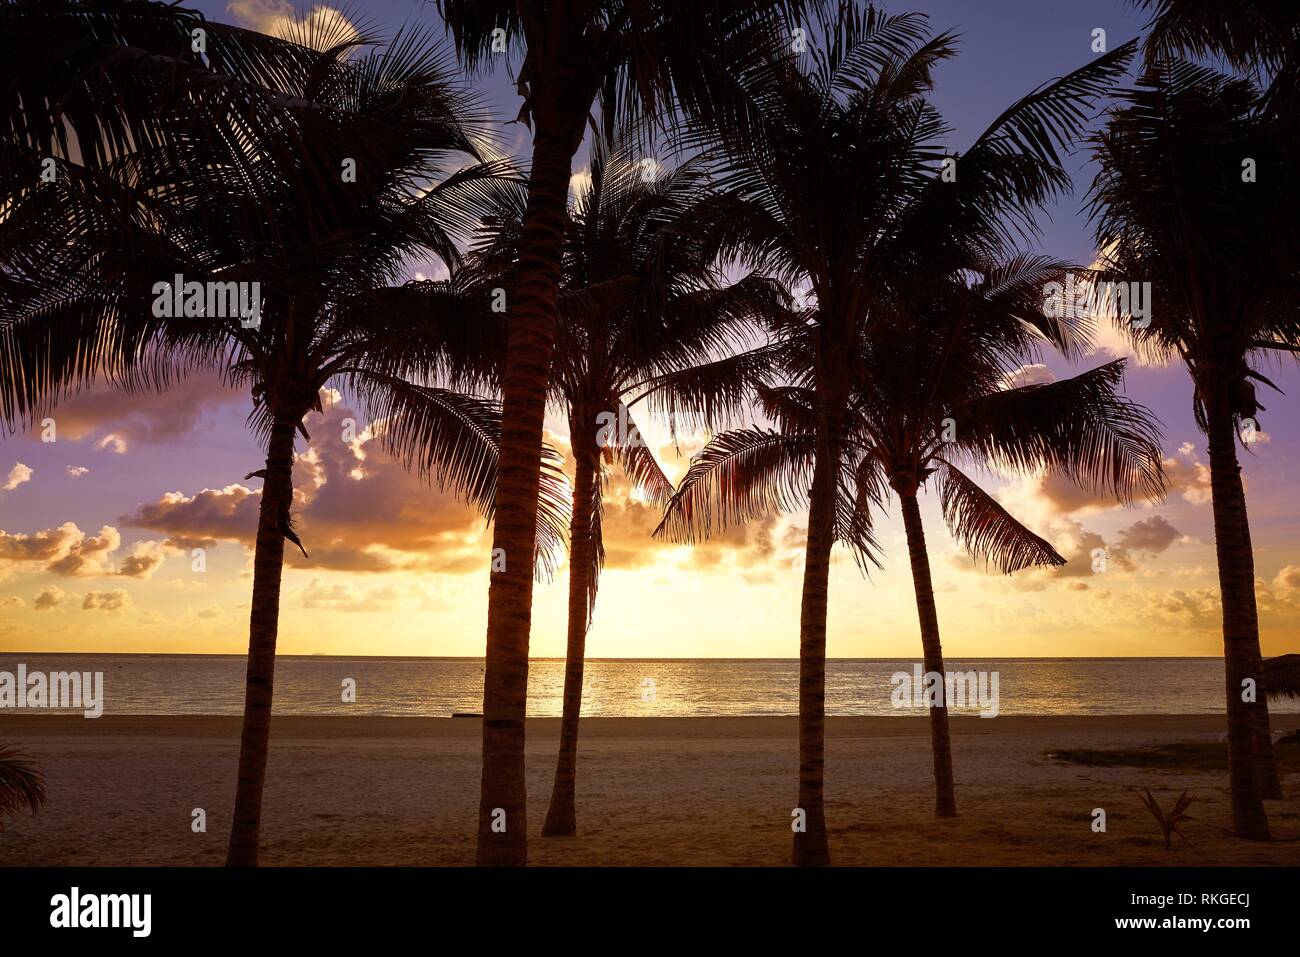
left=660, top=262, right=1165, bottom=819
left=1089, top=61, right=1300, bottom=836
left=1137, top=0, right=1299, bottom=79
left=0, top=4, right=566, bottom=864
left=654, top=1, right=1134, bottom=863
left=1134, top=0, right=1300, bottom=806
left=1132, top=0, right=1300, bottom=808
left=468, top=132, right=786, bottom=835
left=436, top=0, right=819, bottom=865
left=0, top=745, right=45, bottom=832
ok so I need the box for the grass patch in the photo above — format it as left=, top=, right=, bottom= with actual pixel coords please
left=1047, top=741, right=1300, bottom=773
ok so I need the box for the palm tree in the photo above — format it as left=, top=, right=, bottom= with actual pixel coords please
left=852, top=271, right=1163, bottom=816
left=0, top=5, right=566, bottom=864
left=1131, top=0, right=1300, bottom=808
left=864, top=268, right=1164, bottom=817
left=1089, top=61, right=1300, bottom=836
left=659, top=263, right=1165, bottom=819
left=653, top=1, right=1135, bottom=863
left=0, top=745, right=45, bottom=831
left=436, top=0, right=819, bottom=865
left=1137, top=0, right=1299, bottom=77
left=468, top=132, right=785, bottom=835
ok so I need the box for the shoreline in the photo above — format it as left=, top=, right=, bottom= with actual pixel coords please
left=2, top=712, right=1290, bottom=730
left=3, top=714, right=1298, bottom=866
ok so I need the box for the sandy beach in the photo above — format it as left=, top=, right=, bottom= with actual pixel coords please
left=2, top=714, right=1298, bottom=866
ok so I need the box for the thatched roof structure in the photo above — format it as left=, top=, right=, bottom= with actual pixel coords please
left=1264, top=654, right=1300, bottom=700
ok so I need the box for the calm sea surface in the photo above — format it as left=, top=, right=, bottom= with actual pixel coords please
left=2, top=654, right=1296, bottom=718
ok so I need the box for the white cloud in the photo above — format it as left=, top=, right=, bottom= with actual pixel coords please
left=1162, top=447, right=1215, bottom=506
left=1261, top=565, right=1300, bottom=611
left=1002, top=364, right=1056, bottom=389
left=2, top=462, right=32, bottom=493
left=569, top=166, right=593, bottom=203
left=95, top=433, right=128, bottom=454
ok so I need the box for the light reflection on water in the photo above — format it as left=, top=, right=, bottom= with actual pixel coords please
left=2, top=654, right=1296, bottom=718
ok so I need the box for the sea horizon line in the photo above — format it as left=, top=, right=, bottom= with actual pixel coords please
left=0, top=651, right=1230, bottom=662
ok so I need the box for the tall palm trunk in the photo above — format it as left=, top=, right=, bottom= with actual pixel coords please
left=1251, top=649, right=1283, bottom=798
left=1204, top=400, right=1270, bottom=839
left=791, top=398, right=845, bottom=867
left=898, top=491, right=957, bottom=817
left=542, top=416, right=599, bottom=837
left=226, top=412, right=298, bottom=866
left=477, top=132, right=576, bottom=867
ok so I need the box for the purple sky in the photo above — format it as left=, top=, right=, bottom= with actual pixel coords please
left=2, top=1, right=1297, bottom=659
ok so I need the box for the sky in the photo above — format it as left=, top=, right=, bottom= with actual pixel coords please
left=2, top=0, right=1299, bottom=659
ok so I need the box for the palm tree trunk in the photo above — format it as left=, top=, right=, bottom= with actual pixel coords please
left=1205, top=402, right=1270, bottom=839
left=1251, top=650, right=1283, bottom=799
left=476, top=133, right=576, bottom=867
left=898, top=491, right=957, bottom=817
left=791, top=404, right=844, bottom=867
left=542, top=417, right=598, bottom=837
left=226, top=412, right=298, bottom=866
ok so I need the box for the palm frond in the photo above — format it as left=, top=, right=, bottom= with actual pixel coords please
left=839, top=451, right=886, bottom=571
left=949, top=360, right=1166, bottom=504
left=635, top=339, right=793, bottom=437
left=1263, top=654, right=1300, bottom=700
left=1136, top=0, right=1299, bottom=75
left=352, top=374, right=569, bottom=579
left=655, top=428, right=816, bottom=544
left=934, top=40, right=1137, bottom=255
left=611, top=406, right=676, bottom=507
left=933, top=460, right=1064, bottom=573
left=0, top=745, right=46, bottom=830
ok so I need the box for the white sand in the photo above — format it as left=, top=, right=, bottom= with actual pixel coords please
left=3, top=714, right=1298, bottom=865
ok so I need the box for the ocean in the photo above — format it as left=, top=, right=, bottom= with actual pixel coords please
left=2, top=653, right=1297, bottom=718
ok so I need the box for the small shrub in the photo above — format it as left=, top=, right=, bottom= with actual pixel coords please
left=1134, top=787, right=1194, bottom=849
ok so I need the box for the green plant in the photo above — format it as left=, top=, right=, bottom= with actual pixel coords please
left=1134, top=787, right=1195, bottom=849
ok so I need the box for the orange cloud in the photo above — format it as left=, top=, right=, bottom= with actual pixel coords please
left=35, top=374, right=243, bottom=452
left=121, top=396, right=489, bottom=574
left=543, top=427, right=786, bottom=575
left=1161, top=447, right=1214, bottom=505
left=0, top=524, right=165, bottom=579
left=82, top=589, right=132, bottom=612
left=33, top=586, right=65, bottom=611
